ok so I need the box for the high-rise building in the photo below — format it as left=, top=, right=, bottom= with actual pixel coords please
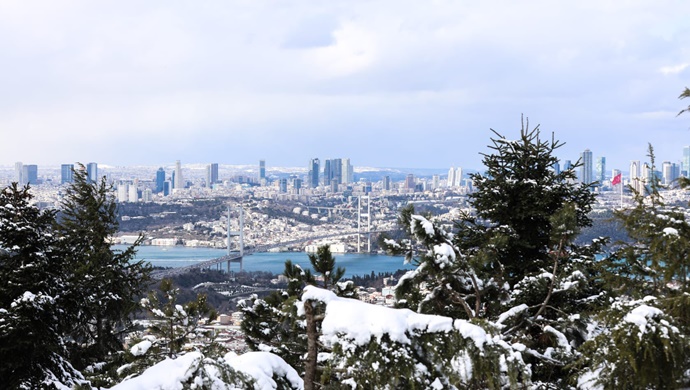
left=405, top=174, right=415, bottom=189
left=432, top=174, right=440, bottom=189
left=579, top=149, right=593, bottom=184
left=683, top=146, right=690, bottom=177
left=14, top=162, right=23, bottom=185
left=61, top=164, right=74, bottom=184
left=155, top=168, right=165, bottom=193
left=23, top=165, right=38, bottom=185
left=117, top=182, right=129, bottom=203
left=552, top=162, right=561, bottom=175
left=207, top=163, right=218, bottom=188
left=87, top=162, right=98, bottom=183
left=342, top=158, right=353, bottom=184
left=662, top=161, right=679, bottom=186
left=259, top=160, right=266, bottom=182
left=142, top=188, right=153, bottom=202
left=323, top=158, right=343, bottom=185
left=128, top=183, right=138, bottom=202
left=563, top=160, right=572, bottom=171
left=630, top=160, right=640, bottom=181
left=595, top=157, right=606, bottom=185
left=447, top=167, right=456, bottom=188
left=308, top=158, right=320, bottom=188
left=383, top=176, right=391, bottom=191
left=454, top=167, right=463, bottom=187
left=174, top=160, right=183, bottom=190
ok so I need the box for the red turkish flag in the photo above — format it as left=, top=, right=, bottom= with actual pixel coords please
left=611, top=173, right=622, bottom=186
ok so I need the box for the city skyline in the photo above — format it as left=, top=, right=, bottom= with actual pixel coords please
left=1, top=1, right=690, bottom=169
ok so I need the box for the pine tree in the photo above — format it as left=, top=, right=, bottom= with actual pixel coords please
left=240, top=246, right=354, bottom=388
left=0, top=184, right=82, bottom=389
left=577, top=145, right=690, bottom=388
left=386, top=119, right=607, bottom=386
left=56, top=165, right=151, bottom=371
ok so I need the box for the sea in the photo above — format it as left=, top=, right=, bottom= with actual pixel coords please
left=114, top=245, right=414, bottom=278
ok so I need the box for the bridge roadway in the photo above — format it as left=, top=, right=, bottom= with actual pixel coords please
left=151, top=229, right=389, bottom=279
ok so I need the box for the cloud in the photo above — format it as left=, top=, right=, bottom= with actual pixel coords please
left=660, top=63, right=689, bottom=75
left=1, top=0, right=690, bottom=170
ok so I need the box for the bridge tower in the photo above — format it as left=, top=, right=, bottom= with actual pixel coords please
left=227, top=206, right=245, bottom=272
left=357, top=196, right=371, bottom=253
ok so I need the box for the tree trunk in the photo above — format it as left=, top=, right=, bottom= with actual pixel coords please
left=304, top=300, right=318, bottom=390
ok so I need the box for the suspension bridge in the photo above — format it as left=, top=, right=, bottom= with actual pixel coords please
left=151, top=197, right=385, bottom=279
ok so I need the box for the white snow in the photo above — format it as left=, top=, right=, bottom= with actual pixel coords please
left=110, top=352, right=204, bottom=390
left=662, top=227, right=679, bottom=236
left=496, top=304, right=529, bottom=326
left=623, top=304, right=664, bottom=338
left=432, top=243, right=456, bottom=268
left=129, top=340, right=153, bottom=357
left=300, top=286, right=489, bottom=350
left=411, top=215, right=435, bottom=237
left=224, top=351, right=303, bottom=390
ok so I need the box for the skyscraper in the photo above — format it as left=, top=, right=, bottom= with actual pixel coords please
left=454, top=167, right=463, bottom=187
left=342, top=158, right=353, bottom=184
left=155, top=168, right=165, bottom=193
left=23, top=165, right=38, bottom=185
left=308, top=158, right=320, bottom=188
left=14, top=162, right=23, bottom=185
left=174, top=160, right=183, bottom=189
left=259, top=160, right=266, bottom=182
left=683, top=146, right=690, bottom=177
left=630, top=160, right=640, bottom=181
left=447, top=167, right=456, bottom=188
left=207, top=163, right=218, bottom=187
left=323, top=158, right=343, bottom=185
left=87, top=162, right=98, bottom=183
left=61, top=164, right=74, bottom=184
left=405, top=174, right=415, bottom=189
left=383, top=176, right=391, bottom=191
left=579, top=149, right=593, bottom=184
left=595, top=157, right=606, bottom=185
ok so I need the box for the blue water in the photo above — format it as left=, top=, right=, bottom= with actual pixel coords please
left=114, top=245, right=414, bottom=278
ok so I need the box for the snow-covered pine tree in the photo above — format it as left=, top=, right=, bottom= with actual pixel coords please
left=0, top=184, right=83, bottom=389
left=240, top=246, right=355, bottom=389
left=55, top=165, right=151, bottom=373
left=575, top=145, right=690, bottom=388
left=115, top=278, right=223, bottom=382
left=386, top=120, right=608, bottom=386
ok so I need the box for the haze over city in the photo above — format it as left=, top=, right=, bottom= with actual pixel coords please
left=2, top=1, right=690, bottom=170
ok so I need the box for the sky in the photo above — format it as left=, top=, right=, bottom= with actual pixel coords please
left=1, top=1, right=690, bottom=171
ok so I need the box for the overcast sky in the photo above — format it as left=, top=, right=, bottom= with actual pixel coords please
left=1, top=1, right=690, bottom=171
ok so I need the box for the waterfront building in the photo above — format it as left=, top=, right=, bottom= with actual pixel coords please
left=61, top=164, right=74, bottom=184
